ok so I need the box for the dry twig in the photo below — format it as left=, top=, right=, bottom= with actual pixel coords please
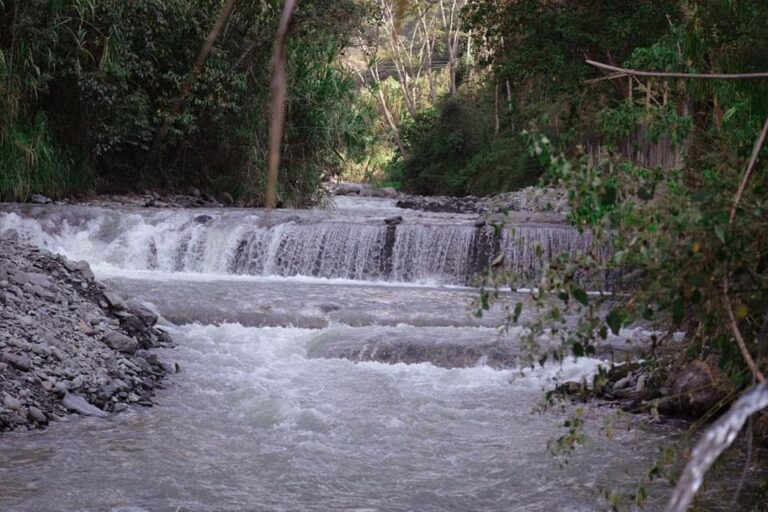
left=666, top=381, right=768, bottom=512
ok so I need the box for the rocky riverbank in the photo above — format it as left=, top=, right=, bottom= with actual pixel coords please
left=31, top=188, right=233, bottom=209
left=395, top=187, right=569, bottom=215
left=328, top=182, right=569, bottom=215
left=0, top=234, right=172, bottom=432
left=29, top=184, right=569, bottom=217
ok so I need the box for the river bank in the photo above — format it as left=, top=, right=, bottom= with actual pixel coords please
left=0, top=234, right=172, bottom=432
left=29, top=183, right=569, bottom=216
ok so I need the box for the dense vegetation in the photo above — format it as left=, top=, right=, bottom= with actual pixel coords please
left=462, top=2, right=768, bottom=507
left=0, top=0, right=369, bottom=205
left=363, top=0, right=768, bottom=404
left=492, top=1, right=768, bottom=394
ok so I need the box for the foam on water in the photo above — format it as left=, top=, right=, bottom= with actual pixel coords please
left=0, top=320, right=683, bottom=511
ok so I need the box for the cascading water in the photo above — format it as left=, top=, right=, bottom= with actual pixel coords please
left=0, top=198, right=752, bottom=511
left=0, top=202, right=592, bottom=285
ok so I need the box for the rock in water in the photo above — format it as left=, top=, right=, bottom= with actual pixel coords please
left=30, top=193, right=52, bottom=204
left=27, top=406, right=47, bottom=423
left=61, top=393, right=109, bottom=418
left=221, top=192, right=235, bottom=205
left=128, top=301, right=159, bottom=327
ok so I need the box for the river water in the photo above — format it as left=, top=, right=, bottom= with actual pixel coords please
left=0, top=197, right=755, bottom=511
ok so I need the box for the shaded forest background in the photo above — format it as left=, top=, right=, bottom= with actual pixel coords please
left=2, top=0, right=766, bottom=204
left=0, top=0, right=370, bottom=206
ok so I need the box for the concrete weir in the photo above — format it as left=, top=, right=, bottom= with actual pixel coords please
left=0, top=200, right=589, bottom=286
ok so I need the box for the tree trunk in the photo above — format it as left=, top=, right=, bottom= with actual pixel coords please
left=265, top=0, right=299, bottom=211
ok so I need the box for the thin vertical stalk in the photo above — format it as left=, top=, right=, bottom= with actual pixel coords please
left=265, top=0, right=299, bottom=212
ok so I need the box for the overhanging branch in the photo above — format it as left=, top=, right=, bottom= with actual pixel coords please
left=585, top=59, right=768, bottom=80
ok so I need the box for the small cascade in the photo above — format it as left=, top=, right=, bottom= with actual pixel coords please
left=500, top=226, right=594, bottom=278
left=390, top=224, right=477, bottom=283
left=230, top=222, right=388, bottom=280
left=0, top=203, right=601, bottom=285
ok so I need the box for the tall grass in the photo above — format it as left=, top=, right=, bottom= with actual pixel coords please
left=0, top=115, right=93, bottom=201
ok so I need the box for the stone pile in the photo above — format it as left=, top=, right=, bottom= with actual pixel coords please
left=0, top=234, right=172, bottom=432
left=396, top=187, right=569, bottom=215
left=329, top=182, right=400, bottom=198
left=76, top=188, right=233, bottom=208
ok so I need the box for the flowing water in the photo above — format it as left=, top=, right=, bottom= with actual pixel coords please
left=0, top=197, right=754, bottom=511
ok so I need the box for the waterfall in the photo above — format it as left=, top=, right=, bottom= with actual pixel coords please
left=0, top=203, right=597, bottom=285
left=391, top=224, right=477, bottom=283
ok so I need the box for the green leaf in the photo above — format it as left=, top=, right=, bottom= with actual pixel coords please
left=571, top=286, right=588, bottom=306
left=672, top=298, right=684, bottom=323
left=512, top=302, right=523, bottom=323
left=714, top=224, right=725, bottom=244
left=606, top=307, right=624, bottom=336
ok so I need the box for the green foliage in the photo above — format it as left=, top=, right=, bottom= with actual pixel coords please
left=393, top=88, right=544, bottom=196
left=381, top=0, right=684, bottom=198
left=0, top=114, right=93, bottom=200
left=463, top=0, right=681, bottom=123
left=477, top=0, right=768, bottom=389
left=396, top=98, right=487, bottom=195
left=470, top=6, right=768, bottom=502
left=462, top=136, right=543, bottom=196
left=0, top=0, right=368, bottom=205
left=465, top=0, right=681, bottom=94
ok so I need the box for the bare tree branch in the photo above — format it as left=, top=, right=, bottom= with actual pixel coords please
left=146, top=0, right=238, bottom=166
left=585, top=59, right=768, bottom=80
left=720, top=114, right=768, bottom=385
left=729, top=115, right=768, bottom=224
left=666, top=381, right=768, bottom=512
left=723, top=275, right=766, bottom=383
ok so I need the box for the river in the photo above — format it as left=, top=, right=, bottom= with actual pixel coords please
left=0, top=197, right=755, bottom=511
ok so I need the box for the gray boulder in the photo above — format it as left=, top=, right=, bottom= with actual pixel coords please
left=31, top=193, right=52, bottom=204
left=61, top=393, right=109, bottom=418
left=128, top=301, right=159, bottom=327
left=103, top=331, right=139, bottom=354
left=104, top=291, right=129, bottom=311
